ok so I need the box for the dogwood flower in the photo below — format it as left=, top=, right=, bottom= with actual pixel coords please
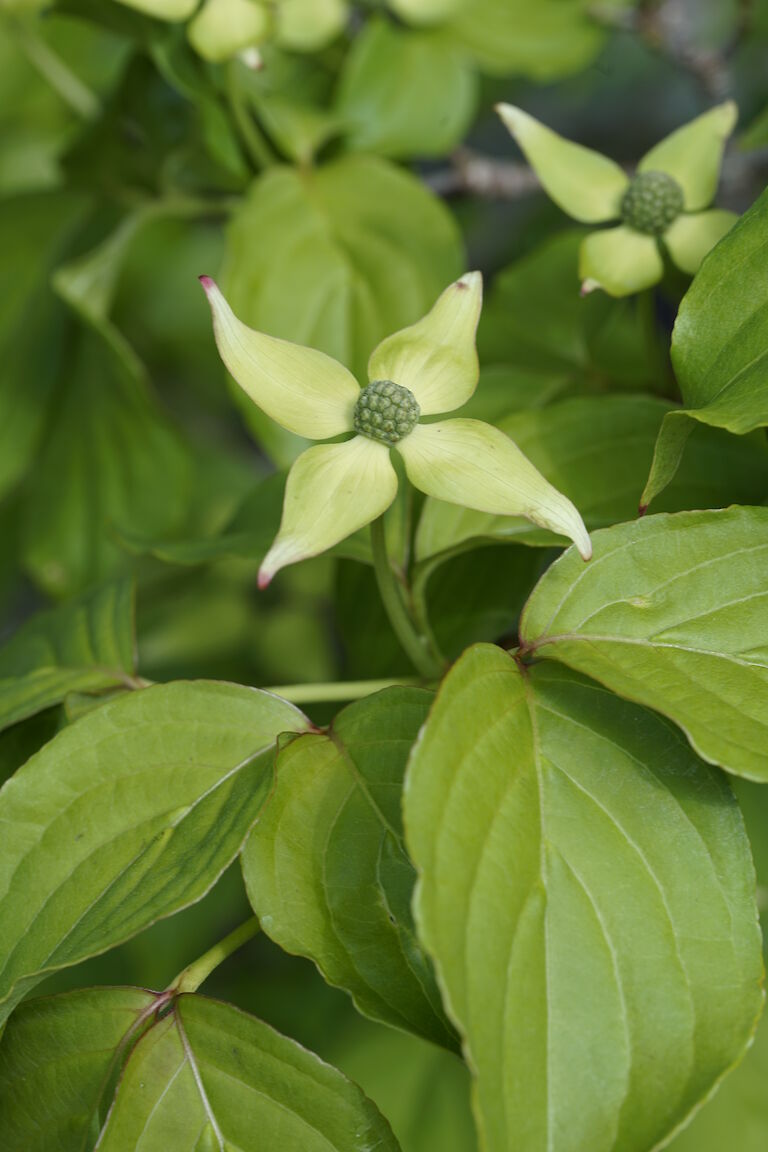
left=199, top=273, right=591, bottom=586
left=497, top=102, right=738, bottom=297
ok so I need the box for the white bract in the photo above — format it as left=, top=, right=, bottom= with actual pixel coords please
left=200, top=273, right=592, bottom=586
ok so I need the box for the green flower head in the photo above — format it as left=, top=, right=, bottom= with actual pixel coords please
left=496, top=102, right=739, bottom=297
left=200, top=273, right=592, bottom=586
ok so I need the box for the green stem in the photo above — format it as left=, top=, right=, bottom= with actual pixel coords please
left=370, top=517, right=444, bottom=680
left=264, top=677, right=422, bottom=704
left=10, top=18, right=100, bottom=121
left=170, top=918, right=260, bottom=995
left=226, top=61, right=277, bottom=171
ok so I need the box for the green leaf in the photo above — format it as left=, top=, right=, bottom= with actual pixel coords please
left=0, top=986, right=154, bottom=1152
left=643, top=186, right=768, bottom=506
left=21, top=328, right=195, bottom=596
left=0, top=577, right=135, bottom=734
left=0, top=681, right=308, bottom=1024
left=520, top=506, right=768, bottom=781
left=222, top=155, right=462, bottom=461
left=666, top=997, right=768, bottom=1152
left=478, top=231, right=665, bottom=390
left=405, top=645, right=763, bottom=1152
left=97, top=993, right=401, bottom=1151
left=0, top=190, right=87, bottom=501
left=335, top=18, right=476, bottom=159
left=243, top=687, right=455, bottom=1048
left=447, top=0, right=606, bottom=78
left=414, top=395, right=768, bottom=562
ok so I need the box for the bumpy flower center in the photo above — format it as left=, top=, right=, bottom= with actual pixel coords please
left=620, top=170, right=684, bottom=235
left=353, top=380, right=420, bottom=445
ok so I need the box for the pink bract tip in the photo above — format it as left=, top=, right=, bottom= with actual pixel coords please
left=257, top=570, right=273, bottom=591
left=198, top=275, right=215, bottom=294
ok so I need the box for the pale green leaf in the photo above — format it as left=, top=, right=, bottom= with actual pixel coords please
left=336, top=18, right=476, bottom=159
left=643, top=186, right=768, bottom=506
left=497, top=105, right=627, bottom=223
left=579, top=226, right=664, bottom=297
left=520, top=506, right=768, bottom=780
left=0, top=986, right=154, bottom=1152
left=405, top=646, right=763, bottom=1152
left=0, top=681, right=308, bottom=1024
left=243, top=687, right=455, bottom=1047
left=415, top=395, right=768, bottom=562
left=0, top=578, right=135, bottom=734
left=666, top=1002, right=768, bottom=1152
left=97, top=993, right=401, bottom=1151
left=449, top=0, right=606, bottom=79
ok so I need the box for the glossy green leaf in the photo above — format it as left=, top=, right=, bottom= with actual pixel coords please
left=520, top=506, right=768, bottom=780
left=405, top=646, right=763, bottom=1152
left=97, top=993, right=400, bottom=1151
left=415, top=395, right=768, bottom=562
left=643, top=186, right=768, bottom=506
left=222, top=155, right=462, bottom=459
left=0, top=577, right=135, bottom=734
left=0, top=681, right=308, bottom=1024
left=0, top=986, right=154, bottom=1152
left=336, top=18, right=476, bottom=159
left=243, top=687, right=455, bottom=1047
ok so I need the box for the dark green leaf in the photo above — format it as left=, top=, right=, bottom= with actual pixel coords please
left=0, top=577, right=135, bottom=734
left=0, top=986, right=154, bottom=1152
left=243, top=687, right=456, bottom=1048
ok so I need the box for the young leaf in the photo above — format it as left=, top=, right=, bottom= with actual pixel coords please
left=643, top=186, right=768, bottom=506
left=0, top=578, right=135, bottom=734
left=0, top=681, right=308, bottom=1025
left=404, top=646, right=763, bottom=1152
left=414, top=395, right=768, bottom=562
left=97, top=993, right=401, bottom=1151
left=335, top=18, right=476, bottom=159
left=0, top=986, right=154, bottom=1152
left=447, top=0, right=605, bottom=78
left=520, top=506, right=768, bottom=780
left=243, top=687, right=456, bottom=1048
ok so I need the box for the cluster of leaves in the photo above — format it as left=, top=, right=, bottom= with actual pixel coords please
left=3, top=1, right=768, bottom=1150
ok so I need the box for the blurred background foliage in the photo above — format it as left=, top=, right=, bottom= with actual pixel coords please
left=2, top=1, right=768, bottom=1148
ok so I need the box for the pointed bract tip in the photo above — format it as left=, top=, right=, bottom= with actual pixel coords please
left=638, top=503, right=648, bottom=518
left=199, top=275, right=216, bottom=295
left=580, top=278, right=600, bottom=297
left=580, top=538, right=593, bottom=562
left=257, top=568, right=273, bottom=591
left=457, top=270, right=482, bottom=291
